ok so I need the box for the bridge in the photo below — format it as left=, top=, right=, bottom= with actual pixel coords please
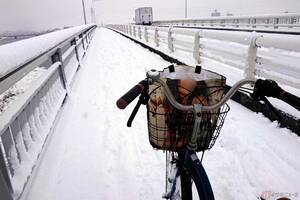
left=0, top=17, right=300, bottom=200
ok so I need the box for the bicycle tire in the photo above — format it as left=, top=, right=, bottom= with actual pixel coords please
left=179, top=165, right=193, bottom=200
left=178, top=150, right=215, bottom=200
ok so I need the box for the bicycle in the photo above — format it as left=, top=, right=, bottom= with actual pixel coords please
left=116, top=64, right=300, bottom=200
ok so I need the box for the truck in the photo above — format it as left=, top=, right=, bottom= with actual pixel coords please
left=134, top=7, right=153, bottom=25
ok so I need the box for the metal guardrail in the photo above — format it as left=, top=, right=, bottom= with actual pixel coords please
left=152, top=13, right=300, bottom=33
left=0, top=24, right=97, bottom=200
left=108, top=24, right=300, bottom=90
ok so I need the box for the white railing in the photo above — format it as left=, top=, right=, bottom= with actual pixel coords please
left=0, top=24, right=96, bottom=200
left=108, top=24, right=300, bottom=90
left=152, top=13, right=300, bottom=32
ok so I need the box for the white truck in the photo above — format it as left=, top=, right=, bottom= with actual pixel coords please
left=134, top=7, right=153, bottom=25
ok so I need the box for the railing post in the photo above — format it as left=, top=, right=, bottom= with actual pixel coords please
left=244, top=33, right=261, bottom=80
left=154, top=27, right=159, bottom=47
left=71, top=39, right=81, bottom=68
left=80, top=34, right=86, bottom=51
left=247, top=19, right=251, bottom=27
left=129, top=25, right=132, bottom=36
left=0, top=145, right=13, bottom=200
left=144, top=27, right=149, bottom=42
left=88, top=31, right=91, bottom=43
left=168, top=26, right=174, bottom=52
left=138, top=26, right=142, bottom=39
left=288, top=18, right=293, bottom=28
left=266, top=18, right=270, bottom=28
left=87, top=31, right=90, bottom=42
left=252, top=18, right=257, bottom=28
left=236, top=19, right=239, bottom=27
left=85, top=33, right=89, bottom=47
left=133, top=26, right=136, bottom=38
left=131, top=26, right=134, bottom=37
left=51, top=49, right=69, bottom=93
left=274, top=18, right=279, bottom=29
left=0, top=172, right=12, bottom=200
left=193, top=31, right=201, bottom=64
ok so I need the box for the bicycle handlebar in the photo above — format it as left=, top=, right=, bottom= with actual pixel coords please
left=117, top=69, right=300, bottom=113
left=145, top=69, right=256, bottom=112
left=155, top=78, right=255, bottom=112
left=116, top=80, right=146, bottom=109
left=252, top=79, right=300, bottom=111
left=116, top=75, right=255, bottom=112
left=252, top=79, right=283, bottom=100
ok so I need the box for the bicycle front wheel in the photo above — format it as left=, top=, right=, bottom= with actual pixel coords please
left=178, top=150, right=215, bottom=200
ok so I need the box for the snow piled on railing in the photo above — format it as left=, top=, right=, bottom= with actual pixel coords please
left=0, top=24, right=94, bottom=79
left=0, top=68, right=46, bottom=114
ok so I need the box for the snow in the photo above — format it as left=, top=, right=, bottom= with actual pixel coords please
left=204, top=102, right=300, bottom=199
left=0, top=25, right=93, bottom=79
left=0, top=67, right=46, bottom=114
left=0, top=62, right=67, bottom=198
left=24, top=28, right=300, bottom=200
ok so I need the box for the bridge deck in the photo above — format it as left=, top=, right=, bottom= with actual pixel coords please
left=24, top=28, right=300, bottom=200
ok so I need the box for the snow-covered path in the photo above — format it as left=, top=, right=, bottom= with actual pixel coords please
left=25, top=28, right=300, bottom=200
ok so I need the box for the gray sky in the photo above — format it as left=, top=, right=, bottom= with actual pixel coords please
left=1, top=0, right=300, bottom=33
left=95, top=0, right=300, bottom=24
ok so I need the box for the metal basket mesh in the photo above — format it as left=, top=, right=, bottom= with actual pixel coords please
left=147, top=81, right=230, bottom=152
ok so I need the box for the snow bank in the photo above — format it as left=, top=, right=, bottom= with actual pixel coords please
left=0, top=24, right=94, bottom=79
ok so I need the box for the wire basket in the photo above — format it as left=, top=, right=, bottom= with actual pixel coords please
left=147, top=65, right=230, bottom=152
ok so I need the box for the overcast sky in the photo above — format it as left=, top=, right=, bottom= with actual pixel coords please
left=1, top=0, right=300, bottom=33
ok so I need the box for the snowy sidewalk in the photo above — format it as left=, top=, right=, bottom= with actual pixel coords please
left=25, top=28, right=300, bottom=200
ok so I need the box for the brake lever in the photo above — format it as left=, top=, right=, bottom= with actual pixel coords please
left=127, top=82, right=149, bottom=127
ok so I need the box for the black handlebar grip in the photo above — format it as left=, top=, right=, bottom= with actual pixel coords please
left=116, top=83, right=144, bottom=109
left=252, top=79, right=283, bottom=100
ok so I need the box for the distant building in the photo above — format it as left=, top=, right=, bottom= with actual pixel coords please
left=226, top=12, right=234, bottom=16
left=211, top=9, right=221, bottom=17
